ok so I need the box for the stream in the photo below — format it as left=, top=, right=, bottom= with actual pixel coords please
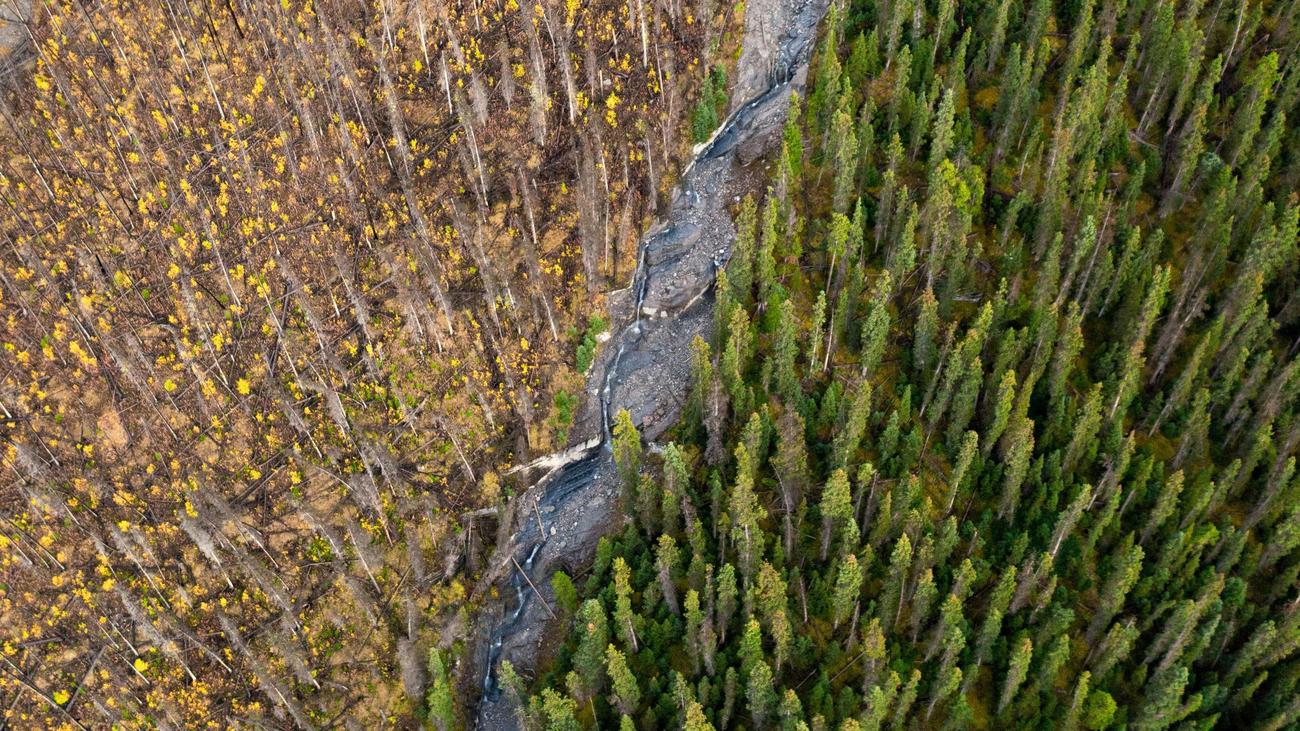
left=473, top=0, right=829, bottom=725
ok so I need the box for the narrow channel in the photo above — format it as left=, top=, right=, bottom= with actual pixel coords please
left=474, top=1, right=830, bottom=725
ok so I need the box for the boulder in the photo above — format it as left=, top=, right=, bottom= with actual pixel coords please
left=645, top=222, right=702, bottom=266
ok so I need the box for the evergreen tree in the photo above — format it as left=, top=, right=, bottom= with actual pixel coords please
left=1060, top=671, right=1091, bottom=731
left=774, top=299, right=801, bottom=403
left=832, top=380, right=873, bottom=468
left=832, top=553, right=864, bottom=629
left=928, top=89, right=956, bottom=172
left=997, top=416, right=1036, bottom=521
left=740, top=618, right=765, bottom=678
left=820, top=468, right=856, bottom=560
left=717, top=564, right=740, bottom=642
left=724, top=307, right=756, bottom=409
left=784, top=92, right=805, bottom=182
left=755, top=562, right=792, bottom=670
left=573, top=599, right=609, bottom=697
left=686, top=699, right=717, bottom=731
left=612, top=558, right=640, bottom=652
left=552, top=572, right=579, bottom=617
left=1160, top=56, right=1224, bottom=216
left=881, top=535, right=913, bottom=633
left=748, top=660, right=779, bottom=729
left=605, top=644, right=640, bottom=716
left=944, top=357, right=984, bottom=452
left=775, top=406, right=811, bottom=555
left=908, top=568, right=938, bottom=642
left=692, top=76, right=720, bottom=143
left=979, top=0, right=1014, bottom=74
left=780, top=688, right=806, bottom=731
left=1108, top=266, right=1171, bottom=422
left=1061, top=383, right=1103, bottom=476
left=684, top=589, right=707, bottom=673
left=998, top=636, right=1034, bottom=715
left=1049, top=483, right=1093, bottom=560
left=636, top=473, right=661, bottom=536
left=656, top=533, right=681, bottom=614
left=885, top=203, right=919, bottom=285
left=914, top=288, right=941, bottom=387
left=1141, top=470, right=1184, bottom=546
left=758, top=192, right=782, bottom=302
left=534, top=689, right=581, bottom=731
left=688, top=336, right=715, bottom=436
left=1134, top=665, right=1197, bottom=731
left=613, top=409, right=643, bottom=508
left=831, top=111, right=860, bottom=215
left=426, top=650, right=456, bottom=731
left=811, top=30, right=844, bottom=139
left=1089, top=618, right=1140, bottom=681
left=984, top=370, right=1016, bottom=457
left=1226, top=53, right=1280, bottom=169
left=858, top=274, right=894, bottom=379
left=730, top=445, right=769, bottom=583
left=733, top=196, right=759, bottom=306
left=1037, top=631, right=1072, bottom=690
left=1086, top=540, right=1144, bottom=644
left=662, top=443, right=689, bottom=536
left=1082, top=689, right=1118, bottom=731
left=926, top=665, right=963, bottom=721
left=809, top=289, right=828, bottom=372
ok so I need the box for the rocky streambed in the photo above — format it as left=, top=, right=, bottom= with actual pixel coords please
left=470, top=0, right=829, bottom=726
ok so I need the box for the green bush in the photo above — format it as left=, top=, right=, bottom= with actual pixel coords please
left=575, top=314, right=609, bottom=374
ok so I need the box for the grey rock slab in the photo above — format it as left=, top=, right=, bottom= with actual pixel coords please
left=472, top=0, right=831, bottom=726
left=645, top=222, right=703, bottom=266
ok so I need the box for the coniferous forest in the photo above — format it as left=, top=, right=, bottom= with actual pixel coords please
left=506, top=0, right=1300, bottom=729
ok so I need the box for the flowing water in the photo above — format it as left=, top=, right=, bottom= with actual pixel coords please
left=474, top=0, right=829, bottom=724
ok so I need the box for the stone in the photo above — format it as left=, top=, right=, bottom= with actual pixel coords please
left=642, top=258, right=713, bottom=315
left=645, top=222, right=703, bottom=266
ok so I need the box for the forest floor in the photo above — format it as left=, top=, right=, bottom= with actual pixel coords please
left=468, top=0, right=829, bottom=727
left=0, top=0, right=30, bottom=59
left=0, top=1, right=32, bottom=117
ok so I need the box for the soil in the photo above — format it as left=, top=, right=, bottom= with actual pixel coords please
left=0, top=0, right=31, bottom=67
left=467, top=1, right=830, bottom=727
